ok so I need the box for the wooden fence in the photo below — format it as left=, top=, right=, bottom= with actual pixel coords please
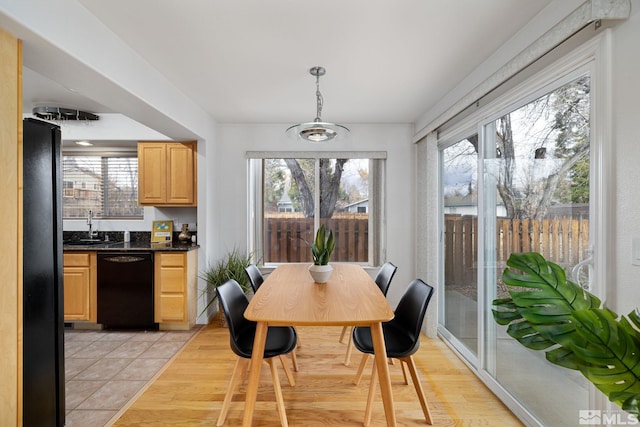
left=445, top=214, right=590, bottom=287
left=264, top=213, right=589, bottom=278
left=264, top=215, right=368, bottom=263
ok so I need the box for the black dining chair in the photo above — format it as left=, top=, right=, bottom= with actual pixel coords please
left=351, top=278, right=435, bottom=426
left=244, top=263, right=264, bottom=293
left=215, top=279, right=298, bottom=427
left=245, top=264, right=302, bottom=363
left=339, top=261, right=397, bottom=365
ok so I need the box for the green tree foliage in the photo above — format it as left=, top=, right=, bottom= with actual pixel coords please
left=263, top=158, right=287, bottom=212
left=568, top=157, right=590, bottom=204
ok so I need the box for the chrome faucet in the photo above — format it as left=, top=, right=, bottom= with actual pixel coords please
left=87, top=210, right=99, bottom=239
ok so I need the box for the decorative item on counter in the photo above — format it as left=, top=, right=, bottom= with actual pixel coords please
left=151, top=220, right=173, bottom=243
left=178, top=223, right=192, bottom=242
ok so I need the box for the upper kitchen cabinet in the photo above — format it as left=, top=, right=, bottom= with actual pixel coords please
left=138, top=141, right=197, bottom=206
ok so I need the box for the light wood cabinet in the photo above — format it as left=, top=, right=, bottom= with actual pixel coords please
left=63, top=252, right=97, bottom=322
left=138, top=141, right=197, bottom=206
left=154, top=250, right=198, bottom=330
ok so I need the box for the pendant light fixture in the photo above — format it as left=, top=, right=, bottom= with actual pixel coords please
left=286, top=66, right=349, bottom=142
left=32, top=106, right=99, bottom=121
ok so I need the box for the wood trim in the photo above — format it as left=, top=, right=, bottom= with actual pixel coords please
left=0, top=27, right=21, bottom=427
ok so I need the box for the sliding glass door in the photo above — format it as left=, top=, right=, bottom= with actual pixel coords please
left=482, top=72, right=592, bottom=426
left=439, top=64, right=601, bottom=426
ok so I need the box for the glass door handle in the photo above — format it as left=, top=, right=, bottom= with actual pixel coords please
left=571, top=253, right=593, bottom=290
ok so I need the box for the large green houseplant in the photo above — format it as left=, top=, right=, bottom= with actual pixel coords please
left=308, top=224, right=335, bottom=283
left=492, top=252, right=640, bottom=415
left=199, top=248, right=253, bottom=318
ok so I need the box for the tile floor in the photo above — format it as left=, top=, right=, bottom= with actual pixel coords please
left=64, top=327, right=199, bottom=427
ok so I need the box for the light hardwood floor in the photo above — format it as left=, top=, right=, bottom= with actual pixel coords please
left=112, top=324, right=523, bottom=426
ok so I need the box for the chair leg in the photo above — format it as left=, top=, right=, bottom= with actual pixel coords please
left=401, top=356, right=433, bottom=425
left=217, top=357, right=248, bottom=427
left=353, top=353, right=371, bottom=385
left=363, top=360, right=378, bottom=426
left=278, top=355, right=296, bottom=387
left=339, top=325, right=350, bottom=343
left=267, top=358, right=289, bottom=427
left=290, top=347, right=299, bottom=372
left=344, top=331, right=354, bottom=366
left=400, top=359, right=409, bottom=385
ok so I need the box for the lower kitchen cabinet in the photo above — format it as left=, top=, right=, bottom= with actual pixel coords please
left=154, top=250, right=198, bottom=330
left=63, top=252, right=97, bottom=322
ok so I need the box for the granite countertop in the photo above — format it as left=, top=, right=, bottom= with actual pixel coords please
left=63, top=239, right=199, bottom=252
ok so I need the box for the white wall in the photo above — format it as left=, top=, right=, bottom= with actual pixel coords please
left=209, top=123, right=416, bottom=308
left=612, top=0, right=640, bottom=315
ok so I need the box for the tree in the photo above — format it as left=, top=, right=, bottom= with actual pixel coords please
left=472, top=75, right=590, bottom=219
left=284, top=158, right=348, bottom=218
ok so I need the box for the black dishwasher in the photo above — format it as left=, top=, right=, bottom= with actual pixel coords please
left=97, top=252, right=157, bottom=330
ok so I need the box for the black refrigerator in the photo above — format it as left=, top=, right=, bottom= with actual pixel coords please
left=22, top=118, right=65, bottom=427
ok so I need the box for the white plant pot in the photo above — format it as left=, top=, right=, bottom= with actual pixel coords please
left=308, top=264, right=333, bottom=283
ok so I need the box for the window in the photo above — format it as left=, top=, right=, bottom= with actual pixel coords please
left=62, top=155, right=143, bottom=219
left=249, top=152, right=385, bottom=266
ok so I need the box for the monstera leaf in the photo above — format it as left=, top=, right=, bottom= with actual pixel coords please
left=492, top=252, right=640, bottom=415
left=492, top=252, right=600, bottom=354
left=568, top=308, right=640, bottom=413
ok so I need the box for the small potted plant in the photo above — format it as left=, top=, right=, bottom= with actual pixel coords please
left=308, top=224, right=335, bottom=283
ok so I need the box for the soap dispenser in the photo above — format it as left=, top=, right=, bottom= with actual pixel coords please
left=124, top=229, right=130, bottom=243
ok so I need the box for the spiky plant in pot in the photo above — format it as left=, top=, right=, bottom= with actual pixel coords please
left=309, top=224, right=335, bottom=283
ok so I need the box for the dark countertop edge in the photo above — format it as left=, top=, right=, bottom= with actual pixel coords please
left=63, top=242, right=199, bottom=252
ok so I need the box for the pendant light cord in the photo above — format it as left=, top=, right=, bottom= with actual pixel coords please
left=315, top=73, right=324, bottom=123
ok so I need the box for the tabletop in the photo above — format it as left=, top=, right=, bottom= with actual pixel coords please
left=244, top=263, right=394, bottom=326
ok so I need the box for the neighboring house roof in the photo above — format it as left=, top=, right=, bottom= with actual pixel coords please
left=343, top=198, right=369, bottom=209
left=444, top=193, right=478, bottom=207
left=277, top=191, right=293, bottom=206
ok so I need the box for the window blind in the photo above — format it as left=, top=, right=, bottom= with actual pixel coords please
left=62, top=155, right=143, bottom=219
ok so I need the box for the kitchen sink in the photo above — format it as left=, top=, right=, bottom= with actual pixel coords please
left=64, top=239, right=107, bottom=246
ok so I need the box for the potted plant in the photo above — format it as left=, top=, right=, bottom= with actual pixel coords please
left=199, top=247, right=254, bottom=323
left=492, top=252, right=640, bottom=416
left=308, top=224, right=335, bottom=283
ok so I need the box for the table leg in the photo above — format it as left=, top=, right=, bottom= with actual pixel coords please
left=370, top=321, right=396, bottom=427
left=243, top=321, right=268, bottom=427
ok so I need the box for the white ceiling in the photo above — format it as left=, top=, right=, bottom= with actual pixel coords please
left=21, top=0, right=554, bottom=126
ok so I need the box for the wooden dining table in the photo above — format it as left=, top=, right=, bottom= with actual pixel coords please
left=242, top=263, right=397, bottom=426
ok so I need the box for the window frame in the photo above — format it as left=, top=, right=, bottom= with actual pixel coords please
left=247, top=151, right=386, bottom=267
